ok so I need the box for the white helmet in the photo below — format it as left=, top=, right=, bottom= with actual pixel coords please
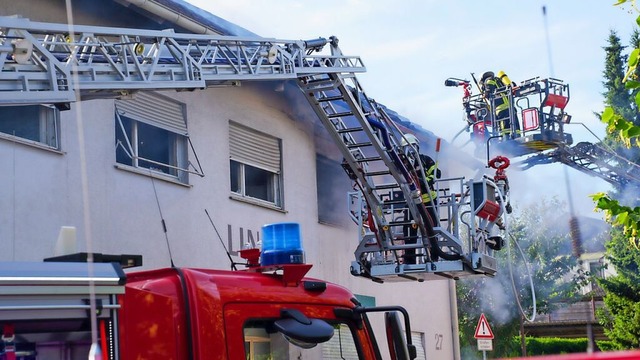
left=401, top=133, right=419, bottom=148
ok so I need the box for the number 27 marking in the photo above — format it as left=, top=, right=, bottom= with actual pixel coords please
left=435, top=333, right=443, bottom=350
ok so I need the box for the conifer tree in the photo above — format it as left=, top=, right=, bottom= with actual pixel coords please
left=599, top=30, right=640, bottom=165
left=596, top=228, right=640, bottom=349
left=592, top=2, right=640, bottom=349
left=629, top=29, right=640, bottom=125
left=602, top=30, right=633, bottom=123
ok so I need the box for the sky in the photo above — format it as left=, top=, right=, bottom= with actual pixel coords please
left=186, top=0, right=638, bottom=219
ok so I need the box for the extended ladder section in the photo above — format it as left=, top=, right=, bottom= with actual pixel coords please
left=509, top=79, right=640, bottom=189
left=450, top=74, right=640, bottom=189
left=0, top=17, right=506, bottom=282
left=516, top=141, right=640, bottom=189
left=297, top=70, right=505, bottom=281
left=0, top=17, right=364, bottom=104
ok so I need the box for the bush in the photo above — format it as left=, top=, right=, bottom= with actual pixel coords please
left=512, top=337, right=589, bottom=355
left=596, top=340, right=618, bottom=352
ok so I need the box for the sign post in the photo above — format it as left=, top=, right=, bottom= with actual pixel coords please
left=474, top=313, right=495, bottom=360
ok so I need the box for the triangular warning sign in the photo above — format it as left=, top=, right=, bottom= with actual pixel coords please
left=474, top=313, right=495, bottom=339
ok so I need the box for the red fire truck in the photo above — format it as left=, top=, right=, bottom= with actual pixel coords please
left=0, top=223, right=415, bottom=360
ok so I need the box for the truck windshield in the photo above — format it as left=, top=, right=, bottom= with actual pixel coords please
left=244, top=320, right=360, bottom=359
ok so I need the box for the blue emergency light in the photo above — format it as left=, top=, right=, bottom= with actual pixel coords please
left=260, top=222, right=305, bottom=266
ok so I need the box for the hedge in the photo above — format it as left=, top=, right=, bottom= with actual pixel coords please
left=509, top=337, right=617, bottom=356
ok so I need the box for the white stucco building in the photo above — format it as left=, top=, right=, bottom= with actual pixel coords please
left=0, top=1, right=476, bottom=358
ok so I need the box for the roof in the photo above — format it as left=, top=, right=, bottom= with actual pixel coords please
left=122, top=0, right=256, bottom=36
left=153, top=0, right=257, bottom=36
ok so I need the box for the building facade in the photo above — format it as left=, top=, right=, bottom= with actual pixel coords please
left=0, top=0, right=466, bottom=359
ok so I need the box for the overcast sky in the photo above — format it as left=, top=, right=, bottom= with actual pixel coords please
left=186, top=0, right=638, bottom=218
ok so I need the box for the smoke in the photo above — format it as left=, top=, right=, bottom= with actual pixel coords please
left=617, top=181, right=640, bottom=208
left=478, top=275, right=519, bottom=325
left=460, top=345, right=484, bottom=360
left=456, top=195, right=608, bottom=344
left=509, top=164, right=606, bottom=218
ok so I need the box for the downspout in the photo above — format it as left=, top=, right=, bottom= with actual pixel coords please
left=120, top=0, right=217, bottom=34
left=449, top=279, right=461, bottom=360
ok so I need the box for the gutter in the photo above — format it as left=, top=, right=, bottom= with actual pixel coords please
left=120, top=0, right=217, bottom=34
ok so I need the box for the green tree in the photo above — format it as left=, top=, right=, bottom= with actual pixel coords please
left=589, top=0, right=640, bottom=350
left=629, top=29, right=640, bottom=125
left=600, top=29, right=640, bottom=169
left=596, top=227, right=640, bottom=349
left=594, top=26, right=640, bottom=249
left=602, top=30, right=633, bottom=124
left=457, top=198, right=582, bottom=358
left=593, top=1, right=640, bottom=248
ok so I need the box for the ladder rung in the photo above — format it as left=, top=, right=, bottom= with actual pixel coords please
left=337, top=127, right=364, bottom=134
left=306, top=77, right=332, bottom=84
left=355, top=156, right=382, bottom=162
left=364, top=170, right=390, bottom=176
left=327, top=111, right=353, bottom=118
left=347, top=142, right=372, bottom=149
left=373, top=183, right=400, bottom=190
left=387, top=243, right=426, bottom=251
left=382, top=199, right=406, bottom=205
left=306, top=85, right=340, bottom=93
left=388, top=220, right=415, bottom=227
left=318, top=95, right=345, bottom=102
left=397, top=235, right=421, bottom=241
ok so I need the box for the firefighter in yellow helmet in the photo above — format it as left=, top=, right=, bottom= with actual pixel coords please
left=401, top=134, right=441, bottom=264
left=481, top=71, right=520, bottom=139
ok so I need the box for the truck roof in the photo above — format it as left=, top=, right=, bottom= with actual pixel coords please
left=125, top=266, right=359, bottom=308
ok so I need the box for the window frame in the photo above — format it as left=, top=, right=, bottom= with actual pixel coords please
left=229, top=121, right=283, bottom=209
left=411, top=331, right=427, bottom=360
left=588, top=259, right=605, bottom=279
left=115, top=92, right=201, bottom=184
left=241, top=318, right=364, bottom=360
left=315, top=153, right=352, bottom=227
left=0, top=104, right=61, bottom=151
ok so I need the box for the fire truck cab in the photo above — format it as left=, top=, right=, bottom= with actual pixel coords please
left=0, top=255, right=414, bottom=360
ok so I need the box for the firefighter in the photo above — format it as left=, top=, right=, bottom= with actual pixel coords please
left=481, top=71, right=520, bottom=139
left=401, top=134, right=441, bottom=264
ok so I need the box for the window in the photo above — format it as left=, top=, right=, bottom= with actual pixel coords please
left=412, top=332, right=427, bottom=360
left=244, top=321, right=359, bottom=360
left=316, top=154, right=352, bottom=226
left=588, top=259, right=605, bottom=279
left=322, top=324, right=359, bottom=359
left=354, top=294, right=376, bottom=307
left=229, top=121, right=282, bottom=207
left=0, top=105, right=60, bottom=149
left=115, top=92, right=191, bottom=183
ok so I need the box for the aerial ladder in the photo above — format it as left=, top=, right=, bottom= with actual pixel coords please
left=0, top=17, right=509, bottom=282
left=446, top=74, right=640, bottom=189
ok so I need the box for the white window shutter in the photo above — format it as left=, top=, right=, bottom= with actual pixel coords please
left=115, top=92, right=187, bottom=135
left=411, top=332, right=426, bottom=360
left=229, top=121, right=281, bottom=174
left=321, top=324, right=359, bottom=359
